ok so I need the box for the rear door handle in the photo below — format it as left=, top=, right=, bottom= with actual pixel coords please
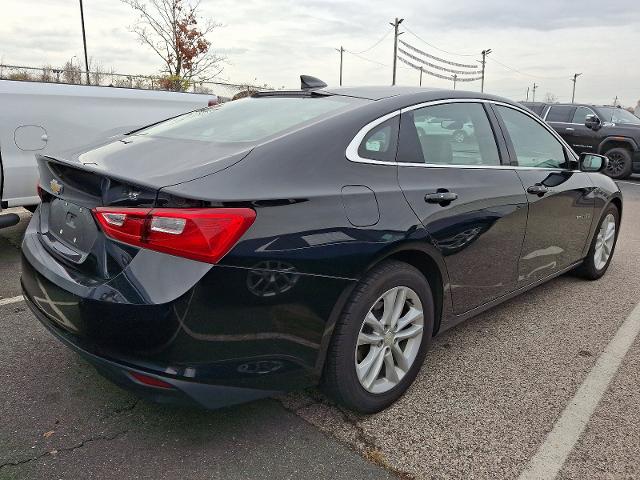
left=424, top=190, right=458, bottom=205
left=527, top=184, right=549, bottom=196
left=565, top=127, right=575, bottom=132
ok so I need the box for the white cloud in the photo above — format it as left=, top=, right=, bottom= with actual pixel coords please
left=0, top=0, right=638, bottom=105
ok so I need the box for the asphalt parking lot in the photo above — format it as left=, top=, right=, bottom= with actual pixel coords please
left=2, top=178, right=640, bottom=480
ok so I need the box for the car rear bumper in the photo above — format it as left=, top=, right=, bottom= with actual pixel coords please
left=23, top=291, right=277, bottom=408
left=21, top=212, right=355, bottom=409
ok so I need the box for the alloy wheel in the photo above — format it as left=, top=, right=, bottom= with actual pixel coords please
left=606, top=152, right=625, bottom=177
left=594, top=213, right=616, bottom=270
left=355, top=286, right=424, bottom=394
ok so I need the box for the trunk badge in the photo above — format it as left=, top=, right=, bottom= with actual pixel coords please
left=50, top=179, right=64, bottom=195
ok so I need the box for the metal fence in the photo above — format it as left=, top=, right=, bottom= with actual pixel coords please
left=0, top=63, right=270, bottom=100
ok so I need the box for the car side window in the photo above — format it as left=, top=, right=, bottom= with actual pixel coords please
left=397, top=102, right=501, bottom=166
left=496, top=105, right=568, bottom=169
left=546, top=106, right=575, bottom=123
left=358, top=117, right=399, bottom=162
left=572, top=107, right=593, bottom=124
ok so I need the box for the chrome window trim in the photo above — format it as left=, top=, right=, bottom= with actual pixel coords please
left=345, top=110, right=401, bottom=164
left=345, top=97, right=579, bottom=170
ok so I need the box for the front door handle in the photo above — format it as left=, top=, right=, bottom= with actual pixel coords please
left=424, top=190, right=458, bottom=206
left=527, top=184, right=549, bottom=196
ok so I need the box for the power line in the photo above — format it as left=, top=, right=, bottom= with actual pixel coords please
left=488, top=56, right=565, bottom=80
left=344, top=50, right=389, bottom=67
left=403, top=25, right=476, bottom=57
left=398, top=56, right=482, bottom=82
left=399, top=40, right=479, bottom=70
left=347, top=29, right=393, bottom=55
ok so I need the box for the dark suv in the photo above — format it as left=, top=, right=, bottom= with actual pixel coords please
left=522, top=102, right=640, bottom=179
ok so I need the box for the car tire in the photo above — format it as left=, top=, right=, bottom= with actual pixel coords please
left=604, top=148, right=633, bottom=179
left=322, top=260, right=434, bottom=413
left=575, top=204, right=619, bottom=280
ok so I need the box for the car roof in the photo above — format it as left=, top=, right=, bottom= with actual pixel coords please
left=256, top=85, right=524, bottom=118
left=322, top=85, right=443, bottom=100
left=540, top=103, right=621, bottom=109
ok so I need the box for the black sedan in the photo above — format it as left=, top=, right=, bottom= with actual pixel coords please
left=22, top=78, right=622, bottom=413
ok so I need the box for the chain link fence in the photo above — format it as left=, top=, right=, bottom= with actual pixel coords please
left=0, top=64, right=271, bottom=101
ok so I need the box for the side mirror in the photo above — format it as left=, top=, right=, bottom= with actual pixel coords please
left=585, top=114, right=601, bottom=130
left=579, top=153, right=608, bottom=172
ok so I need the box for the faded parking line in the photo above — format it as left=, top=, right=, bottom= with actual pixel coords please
left=519, top=301, right=640, bottom=480
left=0, top=295, right=24, bottom=306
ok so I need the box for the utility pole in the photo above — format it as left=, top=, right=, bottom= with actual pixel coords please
left=79, top=0, right=90, bottom=85
left=335, top=46, right=344, bottom=86
left=571, top=73, right=582, bottom=103
left=452, top=74, right=458, bottom=90
left=526, top=86, right=530, bottom=101
left=390, top=17, right=404, bottom=86
left=480, top=48, right=492, bottom=93
left=532, top=83, right=538, bottom=102
left=419, top=66, right=423, bottom=86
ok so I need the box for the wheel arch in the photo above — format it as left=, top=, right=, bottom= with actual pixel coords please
left=315, top=243, right=449, bottom=378
left=598, top=137, right=638, bottom=155
left=610, top=195, right=623, bottom=218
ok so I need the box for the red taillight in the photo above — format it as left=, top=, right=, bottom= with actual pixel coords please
left=129, top=371, right=174, bottom=389
left=92, top=207, right=256, bottom=263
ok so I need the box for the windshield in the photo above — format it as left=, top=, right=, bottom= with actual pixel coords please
left=136, top=95, right=358, bottom=143
left=596, top=107, right=640, bottom=125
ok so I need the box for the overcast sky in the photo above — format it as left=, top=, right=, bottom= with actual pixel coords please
left=1, top=0, right=639, bottom=105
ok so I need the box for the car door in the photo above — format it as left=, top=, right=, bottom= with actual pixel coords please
left=396, top=101, right=528, bottom=314
left=492, top=104, right=594, bottom=288
left=564, top=106, right=600, bottom=154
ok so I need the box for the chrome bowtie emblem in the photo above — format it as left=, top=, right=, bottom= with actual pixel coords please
left=50, top=179, right=64, bottom=195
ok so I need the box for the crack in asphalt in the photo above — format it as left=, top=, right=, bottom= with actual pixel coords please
left=102, top=398, right=141, bottom=420
left=280, top=391, right=414, bottom=479
left=0, top=430, right=128, bottom=471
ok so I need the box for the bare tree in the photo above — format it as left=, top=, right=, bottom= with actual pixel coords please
left=544, top=92, right=558, bottom=103
left=121, top=0, right=224, bottom=90
left=62, top=61, right=82, bottom=84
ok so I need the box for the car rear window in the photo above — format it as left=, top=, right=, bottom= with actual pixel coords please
left=545, top=106, right=575, bottom=123
left=136, top=96, right=358, bottom=143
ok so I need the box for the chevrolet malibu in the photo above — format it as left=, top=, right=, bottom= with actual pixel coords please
left=22, top=79, right=622, bottom=413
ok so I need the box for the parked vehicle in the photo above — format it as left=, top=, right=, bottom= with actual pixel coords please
left=22, top=79, right=622, bottom=413
left=522, top=101, right=640, bottom=179
left=0, top=80, right=216, bottom=227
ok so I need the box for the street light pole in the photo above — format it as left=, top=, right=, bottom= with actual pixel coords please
left=480, top=48, right=491, bottom=93
left=79, top=0, right=90, bottom=85
left=70, top=55, right=77, bottom=83
left=571, top=73, right=582, bottom=103
left=390, top=17, right=404, bottom=86
left=336, top=46, right=344, bottom=86
left=453, top=74, right=458, bottom=90
left=532, top=83, right=538, bottom=102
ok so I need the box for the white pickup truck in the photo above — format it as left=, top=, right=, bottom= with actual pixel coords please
left=0, top=80, right=216, bottom=228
